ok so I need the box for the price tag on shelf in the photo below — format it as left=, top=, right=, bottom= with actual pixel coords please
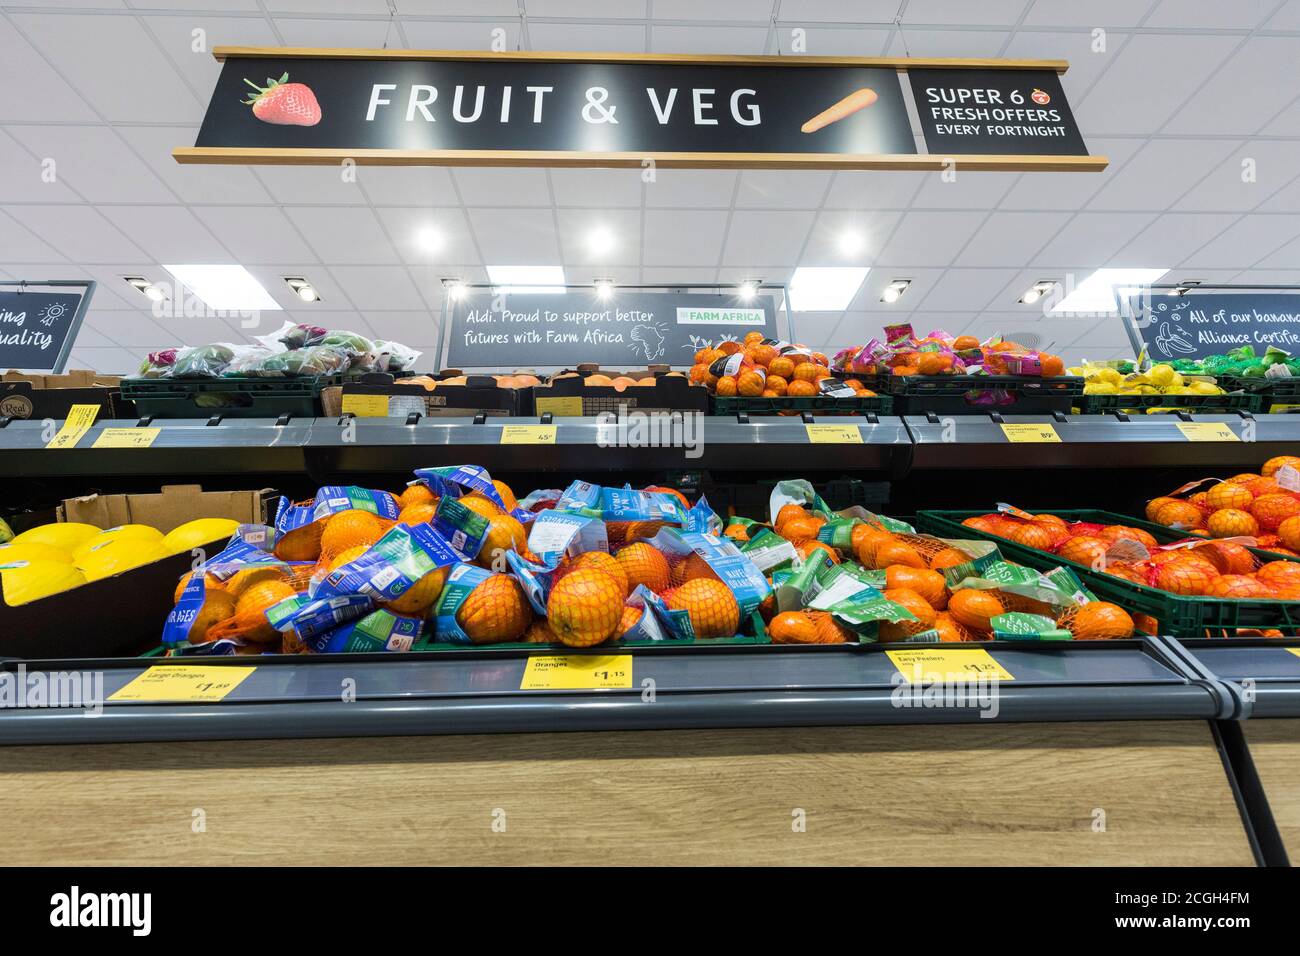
left=1286, top=648, right=1300, bottom=662
left=520, top=654, right=633, bottom=690
left=1176, top=422, right=1239, bottom=443
left=805, top=424, right=863, bottom=444
left=44, top=404, right=100, bottom=449
left=501, top=424, right=557, bottom=445
left=92, top=427, right=161, bottom=449
left=108, top=664, right=256, bottom=703
left=1000, top=423, right=1060, bottom=444
left=886, top=647, right=1015, bottom=683
left=340, top=393, right=390, bottom=418
left=535, top=396, right=584, bottom=417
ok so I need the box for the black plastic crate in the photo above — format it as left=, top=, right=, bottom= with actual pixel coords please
left=883, top=375, right=1083, bottom=415
left=711, top=393, right=893, bottom=416
left=120, top=375, right=335, bottom=419
left=1217, top=375, right=1300, bottom=413
left=1074, top=391, right=1264, bottom=415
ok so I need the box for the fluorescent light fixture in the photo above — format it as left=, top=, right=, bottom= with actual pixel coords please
left=838, top=230, right=864, bottom=256
left=737, top=280, right=759, bottom=301
left=1019, top=279, right=1058, bottom=305
left=123, top=276, right=164, bottom=301
left=880, top=278, right=911, bottom=304
left=163, top=264, right=281, bottom=312
left=487, top=265, right=566, bottom=294
left=789, top=266, right=869, bottom=312
left=1169, top=279, right=1202, bottom=297
left=1051, top=268, right=1168, bottom=315
left=283, top=276, right=319, bottom=303
left=442, top=277, right=467, bottom=300
left=594, top=278, right=614, bottom=300
left=416, top=227, right=441, bottom=252
left=586, top=226, right=615, bottom=256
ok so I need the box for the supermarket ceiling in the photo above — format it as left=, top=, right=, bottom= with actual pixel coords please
left=2, top=0, right=1300, bottom=373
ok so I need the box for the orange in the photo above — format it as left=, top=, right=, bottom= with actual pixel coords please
left=566, top=550, right=631, bottom=599
left=786, top=380, right=817, bottom=397
left=769, top=611, right=819, bottom=644
left=1252, top=493, right=1300, bottom=532
left=873, top=539, right=927, bottom=569
left=797, top=540, right=840, bottom=566
left=928, top=547, right=970, bottom=571
left=524, top=619, right=558, bottom=644
left=477, top=513, right=528, bottom=568
left=173, top=572, right=223, bottom=605
left=1152, top=559, right=1219, bottom=595
left=186, top=590, right=238, bottom=645
left=1202, top=574, right=1271, bottom=599
left=382, top=566, right=450, bottom=616
left=953, top=335, right=980, bottom=350
left=723, top=524, right=750, bottom=544
left=326, top=544, right=371, bottom=573
left=694, top=346, right=721, bottom=365
left=768, top=356, right=795, bottom=379
left=764, top=374, right=788, bottom=396
left=932, top=612, right=967, bottom=643
left=671, top=552, right=719, bottom=586
left=885, top=565, right=947, bottom=609
left=231, top=579, right=299, bottom=643
left=792, top=362, right=820, bottom=382
left=715, top=375, right=738, bottom=397
left=1096, top=526, right=1158, bottom=551
left=1207, top=508, right=1259, bottom=538
left=748, top=344, right=778, bottom=367
left=459, top=493, right=504, bottom=519
left=1004, top=522, right=1055, bottom=551
left=1152, top=500, right=1204, bottom=530
left=1263, top=455, right=1300, bottom=478
left=1145, top=496, right=1177, bottom=521
left=547, top=566, right=625, bottom=647
left=737, top=370, right=766, bottom=396
left=1060, top=602, right=1134, bottom=639
left=1226, top=473, right=1261, bottom=485
left=917, top=352, right=951, bottom=375
left=775, top=503, right=810, bottom=532
left=616, top=605, right=644, bottom=639
left=743, top=330, right=765, bottom=345
left=878, top=587, right=938, bottom=642
left=491, top=479, right=519, bottom=513
left=779, top=516, right=824, bottom=544
left=274, top=519, right=324, bottom=562
left=947, top=589, right=1003, bottom=633
left=1278, top=515, right=1300, bottom=551
left=1257, top=560, right=1300, bottom=590
left=398, top=501, right=438, bottom=527
left=717, top=340, right=743, bottom=356
left=808, top=611, right=854, bottom=644
left=457, top=574, right=531, bottom=643
left=616, top=542, right=671, bottom=593
left=689, top=363, right=710, bottom=384
left=852, top=529, right=897, bottom=567
left=397, top=483, right=436, bottom=510
left=1192, top=541, right=1255, bottom=576
left=1246, top=476, right=1281, bottom=498
left=320, top=510, right=387, bottom=561
left=1206, top=482, right=1253, bottom=512
left=666, top=578, right=740, bottom=638
left=1039, top=354, right=1064, bottom=378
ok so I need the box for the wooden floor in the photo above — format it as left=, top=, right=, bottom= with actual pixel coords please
left=0, top=720, right=1254, bottom=866
left=1242, top=718, right=1300, bottom=863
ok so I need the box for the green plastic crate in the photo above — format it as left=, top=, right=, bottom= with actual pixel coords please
left=1217, top=375, right=1300, bottom=414
left=121, top=375, right=328, bottom=419
left=1073, top=391, right=1264, bottom=415
left=916, top=508, right=1300, bottom=639
left=883, top=374, right=1083, bottom=415
left=711, top=394, right=892, bottom=416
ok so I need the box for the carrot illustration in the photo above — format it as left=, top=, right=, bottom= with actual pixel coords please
left=800, top=87, right=878, bottom=133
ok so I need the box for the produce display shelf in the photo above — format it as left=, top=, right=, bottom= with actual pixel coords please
left=1172, top=639, right=1300, bottom=718
left=0, top=639, right=1230, bottom=745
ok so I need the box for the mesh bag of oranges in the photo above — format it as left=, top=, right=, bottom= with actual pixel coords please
left=1144, top=460, right=1300, bottom=558
left=688, top=330, right=875, bottom=401
left=832, top=324, right=1067, bottom=380
left=272, top=484, right=402, bottom=565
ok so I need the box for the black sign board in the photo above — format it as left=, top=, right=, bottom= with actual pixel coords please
left=0, top=282, right=95, bottom=373
left=1125, top=293, right=1300, bottom=361
left=444, top=289, right=782, bottom=370
left=907, top=68, right=1088, bottom=157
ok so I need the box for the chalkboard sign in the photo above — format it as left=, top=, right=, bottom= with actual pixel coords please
left=0, top=282, right=94, bottom=372
left=444, top=289, right=782, bottom=370
left=1125, top=293, right=1300, bottom=361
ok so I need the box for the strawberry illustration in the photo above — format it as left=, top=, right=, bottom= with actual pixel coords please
left=242, top=72, right=321, bottom=126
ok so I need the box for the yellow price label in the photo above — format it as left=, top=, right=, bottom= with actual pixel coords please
left=1000, top=423, right=1061, bottom=443
left=501, top=424, right=557, bottom=445
left=340, top=393, right=390, bottom=417
left=886, top=647, right=1015, bottom=683
left=805, top=424, right=863, bottom=444
left=44, top=404, right=100, bottom=449
left=92, top=427, right=160, bottom=449
left=520, top=654, right=633, bottom=690
left=1176, top=422, right=1239, bottom=443
left=109, top=664, right=256, bottom=703
left=535, top=396, right=585, bottom=417
left=1286, top=648, right=1300, bottom=661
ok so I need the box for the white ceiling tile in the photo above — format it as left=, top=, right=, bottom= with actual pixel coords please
left=721, top=210, right=816, bottom=267
left=193, top=206, right=321, bottom=264
left=549, top=167, right=643, bottom=208
left=529, top=22, right=648, bottom=52
left=1146, top=0, right=1280, bottom=29
left=787, top=311, right=844, bottom=343
left=275, top=18, right=400, bottom=48
left=139, top=15, right=279, bottom=98
left=915, top=268, right=1022, bottom=311
left=776, top=0, right=901, bottom=22
left=454, top=167, right=553, bottom=206
left=117, top=126, right=275, bottom=205
left=1172, top=38, right=1300, bottom=135
left=10, top=13, right=204, bottom=124
left=242, top=264, right=356, bottom=311
left=1033, top=211, right=1157, bottom=266
left=1109, top=213, right=1240, bottom=268
left=527, top=0, right=647, bottom=16
left=1001, top=30, right=1122, bottom=99
left=1180, top=215, right=1300, bottom=269
left=98, top=206, right=231, bottom=262
left=0, top=132, right=80, bottom=203
left=639, top=267, right=720, bottom=285
left=266, top=0, right=391, bottom=12
left=998, top=137, right=1140, bottom=210
left=847, top=267, right=945, bottom=311
left=64, top=347, right=141, bottom=376
left=1263, top=95, right=1300, bottom=137
left=734, top=170, right=833, bottom=210
left=6, top=125, right=177, bottom=204
left=652, top=25, right=769, bottom=54
left=1023, top=0, right=1155, bottom=28
left=250, top=165, right=369, bottom=205
left=359, top=312, right=443, bottom=350
left=886, top=29, right=1010, bottom=57
left=141, top=0, right=261, bottom=8
left=66, top=319, right=116, bottom=350
left=78, top=265, right=176, bottom=310
left=86, top=310, right=177, bottom=348
left=778, top=28, right=891, bottom=55
left=823, top=170, right=926, bottom=210
left=394, top=0, right=520, bottom=13
left=1242, top=233, right=1300, bottom=272
left=283, top=206, right=399, bottom=264
left=5, top=206, right=147, bottom=264
left=1259, top=173, right=1300, bottom=211
left=1265, top=0, right=1300, bottom=29
left=356, top=166, right=459, bottom=206
left=955, top=212, right=1072, bottom=267
left=466, top=207, right=562, bottom=262
left=1073, top=34, right=1242, bottom=135
left=328, top=265, right=427, bottom=311
left=642, top=210, right=728, bottom=266
left=0, top=18, right=99, bottom=122
left=644, top=170, right=736, bottom=208
left=555, top=208, right=641, bottom=266
left=0, top=212, right=67, bottom=264
left=400, top=20, right=521, bottom=50
left=373, top=207, right=479, bottom=265
left=910, top=172, right=1019, bottom=210
left=904, top=0, right=1028, bottom=25
left=1086, top=139, right=1240, bottom=211
left=875, top=211, right=987, bottom=266
left=801, top=209, right=902, bottom=266
left=1178, top=141, right=1300, bottom=212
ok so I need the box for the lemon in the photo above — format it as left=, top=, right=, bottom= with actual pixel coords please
left=76, top=538, right=169, bottom=581
left=1, top=560, right=87, bottom=605
left=11, top=522, right=101, bottom=552
left=1097, top=368, right=1122, bottom=385
left=1147, top=364, right=1175, bottom=386
left=162, top=518, right=240, bottom=556
left=0, top=517, right=12, bottom=545
left=72, top=525, right=164, bottom=566
left=0, top=541, right=74, bottom=565
left=1086, top=382, right=1117, bottom=395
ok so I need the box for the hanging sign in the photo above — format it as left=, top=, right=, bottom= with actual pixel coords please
left=1125, top=293, right=1300, bottom=362
left=175, top=49, right=1105, bottom=172
left=445, top=289, right=781, bottom=369
left=0, top=282, right=95, bottom=373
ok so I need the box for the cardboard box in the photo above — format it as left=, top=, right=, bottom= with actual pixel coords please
left=2, top=484, right=276, bottom=660
left=533, top=367, right=706, bottom=417
left=1, top=369, right=125, bottom=421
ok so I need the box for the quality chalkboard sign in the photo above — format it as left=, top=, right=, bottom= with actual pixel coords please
left=0, top=281, right=95, bottom=373
left=1125, top=293, right=1300, bottom=361
left=444, top=289, right=782, bottom=370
